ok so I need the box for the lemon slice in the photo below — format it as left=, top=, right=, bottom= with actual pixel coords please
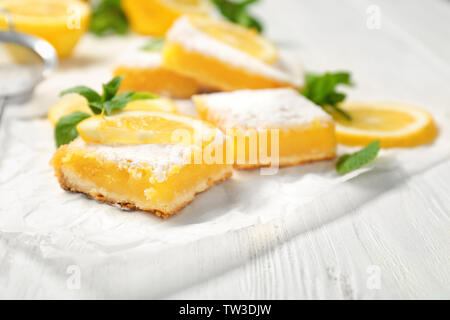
left=77, top=111, right=218, bottom=146
left=122, top=0, right=211, bottom=37
left=162, top=0, right=211, bottom=13
left=335, top=102, right=438, bottom=148
left=0, top=0, right=91, bottom=58
left=189, top=16, right=278, bottom=64
left=48, top=94, right=178, bottom=126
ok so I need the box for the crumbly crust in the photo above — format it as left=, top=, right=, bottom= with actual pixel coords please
left=54, top=165, right=232, bottom=219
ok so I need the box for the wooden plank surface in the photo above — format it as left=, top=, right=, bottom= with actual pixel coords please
left=0, top=0, right=449, bottom=299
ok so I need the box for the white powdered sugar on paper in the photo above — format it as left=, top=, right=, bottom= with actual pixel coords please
left=166, top=17, right=303, bottom=87
left=71, top=138, right=194, bottom=183
left=197, top=88, right=332, bottom=129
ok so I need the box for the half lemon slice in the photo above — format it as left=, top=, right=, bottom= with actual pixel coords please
left=122, top=0, right=211, bottom=36
left=77, top=111, right=218, bottom=146
left=48, top=94, right=178, bottom=126
left=335, top=102, right=438, bottom=148
left=189, top=15, right=278, bottom=64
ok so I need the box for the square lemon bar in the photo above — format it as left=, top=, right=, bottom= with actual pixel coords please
left=51, top=112, right=232, bottom=218
left=163, top=16, right=302, bottom=92
left=193, top=88, right=336, bottom=169
left=114, top=41, right=201, bottom=99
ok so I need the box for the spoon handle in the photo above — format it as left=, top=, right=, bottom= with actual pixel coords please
left=0, top=98, right=6, bottom=126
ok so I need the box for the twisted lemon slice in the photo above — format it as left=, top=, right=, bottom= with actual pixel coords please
left=335, top=102, right=438, bottom=148
left=122, top=0, right=211, bottom=36
left=51, top=111, right=232, bottom=218
left=77, top=111, right=218, bottom=146
left=0, top=0, right=91, bottom=58
left=48, top=94, right=177, bottom=126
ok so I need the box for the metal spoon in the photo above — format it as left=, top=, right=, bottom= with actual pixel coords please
left=0, top=9, right=58, bottom=123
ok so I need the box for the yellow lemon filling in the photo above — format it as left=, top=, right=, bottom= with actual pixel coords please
left=51, top=139, right=232, bottom=217
left=194, top=89, right=336, bottom=169
left=114, top=65, right=202, bottom=99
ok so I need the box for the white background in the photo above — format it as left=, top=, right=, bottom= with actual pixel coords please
left=0, top=0, right=449, bottom=299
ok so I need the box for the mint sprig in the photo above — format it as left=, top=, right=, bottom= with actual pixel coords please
left=301, top=71, right=353, bottom=120
left=140, top=38, right=165, bottom=52
left=336, top=141, right=380, bottom=174
left=55, top=112, right=91, bottom=148
left=210, top=0, right=263, bottom=33
left=55, top=76, right=157, bottom=147
left=90, top=0, right=129, bottom=36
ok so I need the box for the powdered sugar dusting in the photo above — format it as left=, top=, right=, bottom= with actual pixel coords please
left=196, top=88, right=332, bottom=129
left=116, top=39, right=162, bottom=69
left=166, top=17, right=303, bottom=87
left=71, top=138, right=194, bottom=183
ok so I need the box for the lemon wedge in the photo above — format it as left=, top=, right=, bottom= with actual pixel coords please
left=77, top=111, right=218, bottom=146
left=0, top=0, right=91, bottom=58
left=122, top=0, right=211, bottom=37
left=48, top=94, right=178, bottom=126
left=189, top=15, right=278, bottom=64
left=335, top=102, right=438, bottom=148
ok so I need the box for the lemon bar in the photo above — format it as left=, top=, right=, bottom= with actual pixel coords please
left=193, top=88, right=336, bottom=169
left=114, top=42, right=201, bottom=99
left=163, top=16, right=303, bottom=92
left=51, top=138, right=232, bottom=218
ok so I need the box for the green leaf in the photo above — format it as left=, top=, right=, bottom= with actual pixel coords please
left=90, top=0, right=129, bottom=37
left=102, top=76, right=124, bottom=102
left=210, top=0, right=263, bottom=32
left=103, top=91, right=134, bottom=115
left=55, top=112, right=91, bottom=148
left=336, top=141, right=381, bottom=174
left=140, top=38, right=165, bottom=52
left=88, top=101, right=104, bottom=115
left=301, top=71, right=353, bottom=120
left=60, top=86, right=101, bottom=103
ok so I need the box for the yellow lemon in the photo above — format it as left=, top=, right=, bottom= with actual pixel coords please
left=48, top=94, right=178, bottom=126
left=189, top=15, right=278, bottom=64
left=335, top=102, right=438, bottom=148
left=77, top=111, right=217, bottom=146
left=122, top=0, right=211, bottom=37
left=0, top=0, right=91, bottom=58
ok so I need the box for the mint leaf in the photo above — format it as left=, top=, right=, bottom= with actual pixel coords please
left=103, top=91, right=134, bottom=115
left=210, top=0, right=263, bottom=32
left=102, top=76, right=124, bottom=102
left=55, top=112, right=91, bottom=147
left=60, top=86, right=101, bottom=103
left=336, top=141, right=380, bottom=174
left=90, top=0, right=129, bottom=36
left=140, top=38, right=165, bottom=52
left=102, top=91, right=157, bottom=115
left=88, top=101, right=104, bottom=115
left=301, top=71, right=353, bottom=120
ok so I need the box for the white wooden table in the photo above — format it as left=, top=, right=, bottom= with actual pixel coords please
left=0, top=0, right=449, bottom=299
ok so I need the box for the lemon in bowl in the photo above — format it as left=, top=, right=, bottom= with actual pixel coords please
left=0, top=0, right=91, bottom=58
